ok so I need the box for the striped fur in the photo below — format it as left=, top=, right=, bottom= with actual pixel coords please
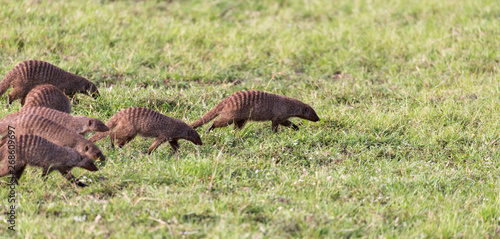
left=190, top=90, right=320, bottom=132
left=0, top=60, right=99, bottom=105
left=0, top=114, right=105, bottom=161
left=23, top=84, right=72, bottom=113
left=89, top=107, right=202, bottom=154
left=0, top=134, right=98, bottom=186
left=0, top=106, right=109, bottom=135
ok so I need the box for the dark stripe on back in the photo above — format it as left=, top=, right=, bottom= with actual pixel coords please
left=20, top=61, right=28, bottom=79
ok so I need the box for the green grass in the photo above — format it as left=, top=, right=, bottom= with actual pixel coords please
left=1, top=0, right=500, bottom=237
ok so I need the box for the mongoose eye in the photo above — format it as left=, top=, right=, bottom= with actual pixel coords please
left=88, top=120, right=93, bottom=127
left=85, top=145, right=89, bottom=151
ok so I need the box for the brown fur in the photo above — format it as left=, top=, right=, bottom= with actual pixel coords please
left=89, top=107, right=202, bottom=154
left=23, top=84, right=72, bottom=113
left=0, top=114, right=105, bottom=161
left=190, top=90, right=320, bottom=132
left=0, top=134, right=98, bottom=186
left=1, top=106, right=109, bottom=135
left=0, top=60, right=99, bottom=105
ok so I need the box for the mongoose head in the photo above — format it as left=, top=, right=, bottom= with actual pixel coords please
left=79, top=142, right=106, bottom=161
left=299, top=105, right=320, bottom=122
left=187, top=128, right=203, bottom=145
left=76, top=154, right=99, bottom=172
left=87, top=83, right=100, bottom=99
left=87, top=118, right=109, bottom=132
left=77, top=78, right=100, bottom=99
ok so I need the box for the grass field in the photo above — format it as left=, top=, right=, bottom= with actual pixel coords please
left=1, top=0, right=500, bottom=237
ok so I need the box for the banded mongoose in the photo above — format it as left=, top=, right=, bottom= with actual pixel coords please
left=0, top=106, right=109, bottom=135
left=88, top=107, right=203, bottom=154
left=0, top=114, right=105, bottom=161
left=23, top=84, right=72, bottom=113
left=0, top=60, right=99, bottom=105
left=190, top=90, right=320, bottom=132
left=0, top=134, right=98, bottom=186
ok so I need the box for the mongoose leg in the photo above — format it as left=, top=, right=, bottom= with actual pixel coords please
left=109, top=132, right=116, bottom=149
left=116, top=140, right=127, bottom=148
left=0, top=163, right=20, bottom=184
left=110, top=132, right=116, bottom=149
left=116, top=135, right=136, bottom=148
left=148, top=137, right=168, bottom=154
left=168, top=140, right=180, bottom=152
left=280, top=120, right=299, bottom=130
left=206, top=124, right=215, bottom=133
left=1, top=160, right=25, bottom=183
left=7, top=87, right=25, bottom=106
left=206, top=116, right=234, bottom=133
left=234, top=120, right=247, bottom=130
left=0, top=136, right=8, bottom=148
left=41, top=168, right=54, bottom=179
left=0, top=161, right=11, bottom=177
left=20, top=95, right=27, bottom=106
left=113, top=124, right=136, bottom=148
left=271, top=121, right=281, bottom=132
left=13, top=165, right=26, bottom=183
left=60, top=170, right=87, bottom=187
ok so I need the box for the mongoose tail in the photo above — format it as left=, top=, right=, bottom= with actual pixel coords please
left=189, top=103, right=224, bottom=129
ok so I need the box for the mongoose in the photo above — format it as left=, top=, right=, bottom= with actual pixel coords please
left=23, top=84, right=72, bottom=113
left=0, top=134, right=98, bottom=186
left=88, top=107, right=202, bottom=154
left=0, top=114, right=105, bottom=161
left=190, top=90, right=320, bottom=133
left=0, top=60, right=99, bottom=105
left=0, top=106, right=109, bottom=135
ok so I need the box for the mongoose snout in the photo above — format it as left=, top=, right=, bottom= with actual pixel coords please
left=189, top=129, right=203, bottom=145
left=88, top=118, right=110, bottom=132
left=83, top=143, right=106, bottom=161
left=85, top=83, right=100, bottom=99
left=78, top=155, right=99, bottom=171
left=303, top=106, right=320, bottom=122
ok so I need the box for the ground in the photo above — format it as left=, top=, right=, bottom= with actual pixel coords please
left=0, top=0, right=500, bottom=238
